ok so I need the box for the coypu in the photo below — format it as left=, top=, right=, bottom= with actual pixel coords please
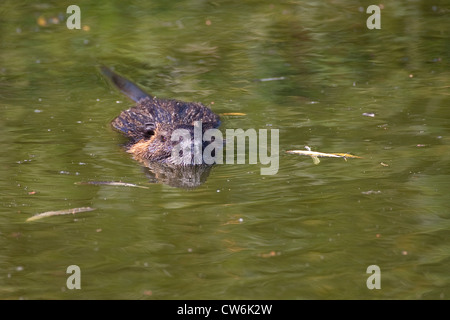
left=101, top=66, right=221, bottom=187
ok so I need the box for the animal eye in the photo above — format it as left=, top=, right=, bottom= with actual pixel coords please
left=143, top=123, right=155, bottom=136
left=160, top=135, right=166, bottom=142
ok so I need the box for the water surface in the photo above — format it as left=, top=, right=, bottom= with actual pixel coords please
left=0, top=0, right=449, bottom=299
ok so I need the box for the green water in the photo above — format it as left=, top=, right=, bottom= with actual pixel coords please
left=0, top=0, right=449, bottom=299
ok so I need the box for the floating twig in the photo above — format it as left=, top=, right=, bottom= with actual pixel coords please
left=220, top=112, right=247, bottom=116
left=286, top=146, right=362, bottom=165
left=26, top=207, right=96, bottom=222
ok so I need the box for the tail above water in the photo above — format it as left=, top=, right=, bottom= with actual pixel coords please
left=100, top=66, right=151, bottom=102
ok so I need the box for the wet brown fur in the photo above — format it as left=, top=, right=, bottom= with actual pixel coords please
left=112, top=96, right=221, bottom=165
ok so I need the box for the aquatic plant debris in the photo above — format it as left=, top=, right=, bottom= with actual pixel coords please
left=220, top=112, right=246, bottom=116
left=256, top=76, right=286, bottom=82
left=26, top=207, right=96, bottom=222
left=75, top=181, right=149, bottom=189
left=286, top=146, right=362, bottom=165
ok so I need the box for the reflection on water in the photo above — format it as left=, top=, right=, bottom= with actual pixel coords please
left=0, top=0, right=449, bottom=299
left=143, top=161, right=214, bottom=189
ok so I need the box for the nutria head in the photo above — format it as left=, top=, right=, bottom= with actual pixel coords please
left=125, top=121, right=219, bottom=165
left=102, top=66, right=221, bottom=180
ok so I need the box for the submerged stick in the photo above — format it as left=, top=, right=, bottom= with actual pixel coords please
left=75, top=181, right=149, bottom=189
left=256, top=76, right=286, bottom=82
left=26, top=207, right=96, bottom=222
